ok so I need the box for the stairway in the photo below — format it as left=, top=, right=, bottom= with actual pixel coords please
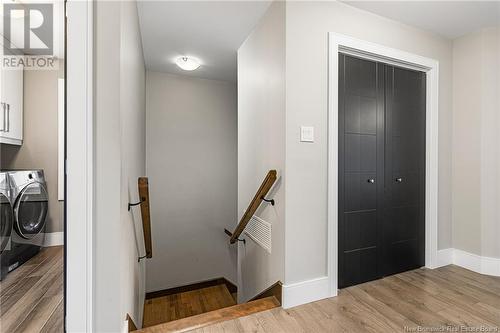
left=125, top=172, right=281, bottom=332
left=134, top=280, right=281, bottom=332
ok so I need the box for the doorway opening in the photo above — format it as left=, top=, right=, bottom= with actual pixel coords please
left=0, top=1, right=66, bottom=331
left=337, top=54, right=426, bottom=288
left=328, top=33, right=439, bottom=295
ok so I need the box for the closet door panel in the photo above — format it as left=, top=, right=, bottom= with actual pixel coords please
left=386, top=238, right=420, bottom=273
left=392, top=173, right=419, bottom=206
left=343, top=249, right=379, bottom=287
left=344, top=95, right=377, bottom=134
left=344, top=173, right=377, bottom=212
left=383, top=66, right=426, bottom=276
left=344, top=211, right=378, bottom=251
left=339, top=54, right=384, bottom=288
left=344, top=134, right=376, bottom=173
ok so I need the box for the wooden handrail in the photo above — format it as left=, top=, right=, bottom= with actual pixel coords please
left=138, top=177, right=153, bottom=258
left=226, top=170, right=277, bottom=244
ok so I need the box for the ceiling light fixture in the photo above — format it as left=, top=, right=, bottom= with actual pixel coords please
left=175, top=56, right=201, bottom=71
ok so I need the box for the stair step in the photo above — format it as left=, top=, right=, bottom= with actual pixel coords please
left=143, top=284, right=236, bottom=327
left=136, top=296, right=280, bottom=332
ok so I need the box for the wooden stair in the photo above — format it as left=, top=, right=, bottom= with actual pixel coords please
left=136, top=296, right=280, bottom=333
left=136, top=280, right=281, bottom=332
left=142, top=284, right=236, bottom=327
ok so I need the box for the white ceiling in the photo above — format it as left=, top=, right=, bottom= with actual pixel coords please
left=138, top=1, right=499, bottom=82
left=137, top=1, right=272, bottom=82
left=343, top=1, right=500, bottom=39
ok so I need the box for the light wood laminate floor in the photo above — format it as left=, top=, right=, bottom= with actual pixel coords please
left=189, top=265, right=500, bottom=332
left=0, top=246, right=64, bottom=333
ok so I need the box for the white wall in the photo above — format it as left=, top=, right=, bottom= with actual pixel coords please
left=479, top=27, right=500, bottom=259
left=452, top=27, right=500, bottom=258
left=145, top=72, right=237, bottom=292
left=284, top=1, right=453, bottom=285
left=237, top=1, right=286, bottom=302
left=94, top=1, right=146, bottom=330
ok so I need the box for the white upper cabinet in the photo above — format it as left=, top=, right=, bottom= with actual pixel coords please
left=0, top=65, right=24, bottom=145
left=0, top=29, right=24, bottom=145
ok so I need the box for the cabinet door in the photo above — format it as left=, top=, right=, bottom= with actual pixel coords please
left=0, top=65, right=23, bottom=144
left=0, top=70, right=4, bottom=133
left=0, top=30, right=24, bottom=145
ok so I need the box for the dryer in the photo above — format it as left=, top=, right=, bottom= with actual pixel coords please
left=0, top=171, right=13, bottom=280
left=7, top=170, right=48, bottom=272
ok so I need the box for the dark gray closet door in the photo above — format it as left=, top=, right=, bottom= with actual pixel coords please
left=382, top=66, right=426, bottom=276
left=338, top=54, right=425, bottom=288
left=338, top=54, right=385, bottom=288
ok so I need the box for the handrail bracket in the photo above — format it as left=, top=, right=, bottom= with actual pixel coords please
left=128, top=198, right=145, bottom=211
left=260, top=196, right=275, bottom=206
left=224, top=229, right=246, bottom=244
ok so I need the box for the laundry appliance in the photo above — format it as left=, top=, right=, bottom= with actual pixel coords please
left=7, top=170, right=48, bottom=272
left=0, top=171, right=13, bottom=280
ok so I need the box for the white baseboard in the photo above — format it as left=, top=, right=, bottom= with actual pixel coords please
left=436, top=248, right=453, bottom=267
left=282, top=276, right=330, bottom=309
left=43, top=232, right=64, bottom=247
left=282, top=248, right=500, bottom=310
left=122, top=320, right=129, bottom=333
left=453, top=249, right=500, bottom=276
left=436, top=248, right=500, bottom=277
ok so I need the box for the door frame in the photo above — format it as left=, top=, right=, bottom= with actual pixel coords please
left=66, top=1, right=94, bottom=331
left=328, top=33, right=439, bottom=296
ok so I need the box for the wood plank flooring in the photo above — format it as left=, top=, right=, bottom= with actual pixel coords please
left=143, top=284, right=237, bottom=328
left=187, top=265, right=500, bottom=333
left=0, top=246, right=64, bottom=333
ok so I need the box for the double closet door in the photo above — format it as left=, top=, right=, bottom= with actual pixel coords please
left=338, top=54, right=426, bottom=288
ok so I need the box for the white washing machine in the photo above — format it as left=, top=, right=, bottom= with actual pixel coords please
left=7, top=170, right=48, bottom=272
left=0, top=171, right=13, bottom=280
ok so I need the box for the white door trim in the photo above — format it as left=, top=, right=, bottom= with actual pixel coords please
left=66, top=1, right=94, bottom=331
left=328, top=33, right=439, bottom=297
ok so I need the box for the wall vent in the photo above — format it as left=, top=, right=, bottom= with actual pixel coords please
left=244, top=216, right=272, bottom=253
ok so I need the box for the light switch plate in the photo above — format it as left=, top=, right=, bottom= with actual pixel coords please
left=300, top=126, right=314, bottom=142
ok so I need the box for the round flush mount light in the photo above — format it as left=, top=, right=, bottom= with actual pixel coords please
left=175, top=56, right=201, bottom=71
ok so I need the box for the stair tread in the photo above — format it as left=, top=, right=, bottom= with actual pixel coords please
left=137, top=296, right=280, bottom=333
left=143, top=284, right=236, bottom=327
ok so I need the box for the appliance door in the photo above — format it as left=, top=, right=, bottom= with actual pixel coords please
left=0, top=192, right=13, bottom=253
left=14, top=182, right=48, bottom=239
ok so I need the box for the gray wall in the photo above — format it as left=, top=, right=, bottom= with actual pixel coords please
left=237, top=1, right=286, bottom=302
left=452, top=27, right=500, bottom=258
left=94, top=1, right=147, bottom=330
left=145, top=71, right=237, bottom=292
left=284, top=1, right=454, bottom=284
left=1, top=66, right=63, bottom=233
